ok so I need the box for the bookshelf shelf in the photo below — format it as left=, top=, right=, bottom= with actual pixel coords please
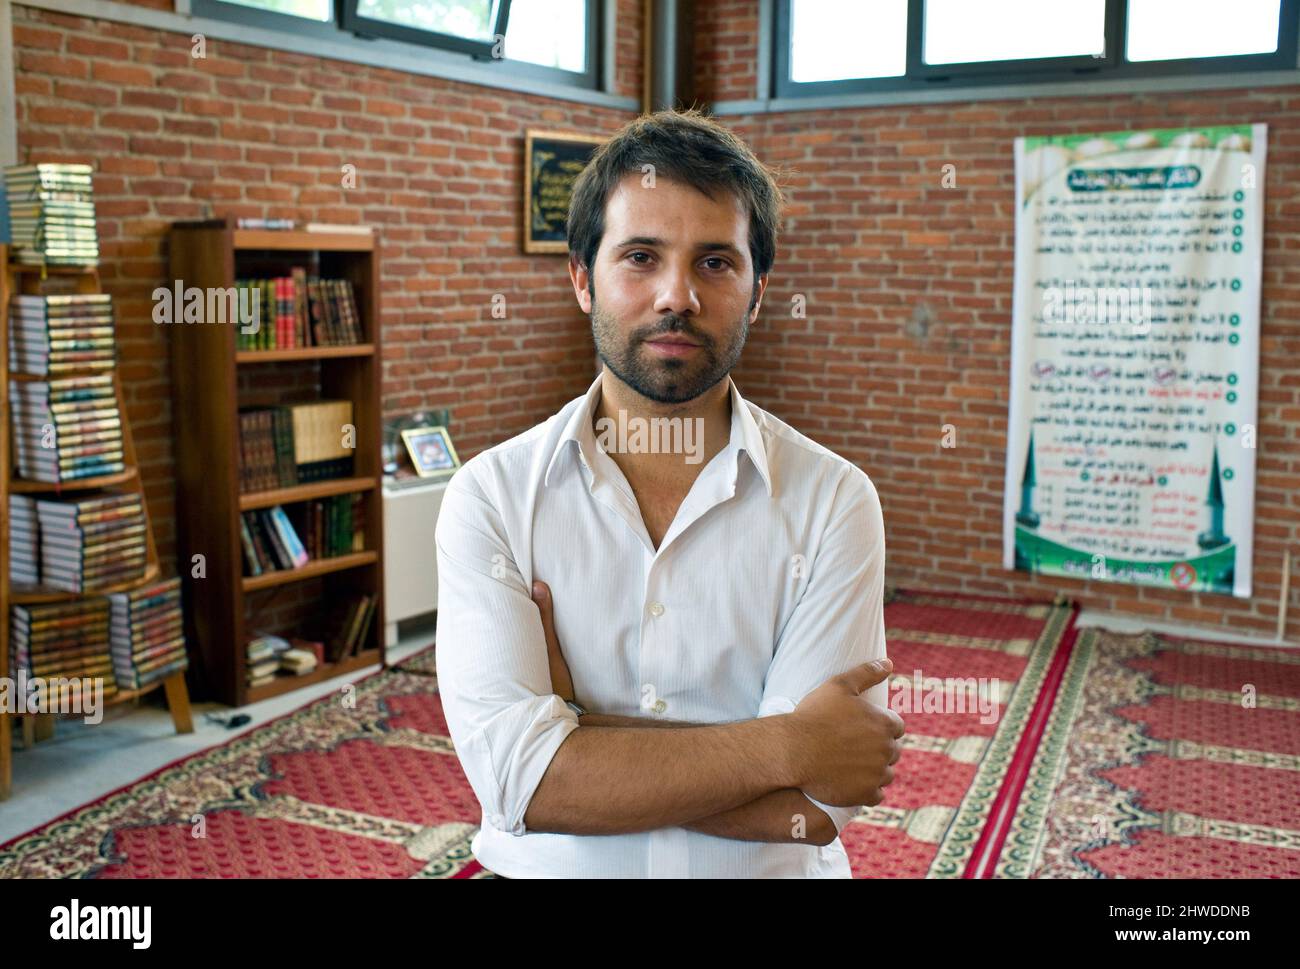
left=240, top=474, right=378, bottom=511
left=245, top=648, right=381, bottom=704
left=8, top=467, right=139, bottom=493
left=236, top=344, right=375, bottom=364
left=242, top=550, right=379, bottom=592
left=12, top=561, right=162, bottom=604
left=168, top=220, right=386, bottom=706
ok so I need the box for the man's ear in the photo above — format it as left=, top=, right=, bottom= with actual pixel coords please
left=569, top=255, right=593, bottom=313
left=748, top=272, right=769, bottom=323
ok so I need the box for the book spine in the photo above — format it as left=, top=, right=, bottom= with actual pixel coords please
left=268, top=505, right=308, bottom=567
left=238, top=513, right=261, bottom=576
left=257, top=509, right=292, bottom=570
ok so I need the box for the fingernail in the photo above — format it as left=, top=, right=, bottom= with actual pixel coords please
left=532, top=581, right=544, bottom=598
left=878, top=658, right=893, bottom=672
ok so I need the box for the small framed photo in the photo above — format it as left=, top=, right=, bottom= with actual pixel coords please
left=400, top=426, right=461, bottom=480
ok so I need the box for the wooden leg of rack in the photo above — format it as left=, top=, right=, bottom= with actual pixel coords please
left=33, top=714, right=55, bottom=743
left=163, top=672, right=194, bottom=734
left=21, top=713, right=34, bottom=749
left=0, top=713, right=10, bottom=801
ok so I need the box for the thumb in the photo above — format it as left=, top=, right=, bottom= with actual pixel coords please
left=839, top=658, right=893, bottom=696
left=532, top=580, right=560, bottom=654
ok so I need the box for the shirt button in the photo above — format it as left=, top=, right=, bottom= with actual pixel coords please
left=489, top=813, right=504, bottom=829
left=653, top=699, right=667, bottom=714
left=648, top=602, right=665, bottom=617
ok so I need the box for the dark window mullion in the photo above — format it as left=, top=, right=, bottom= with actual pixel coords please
left=905, top=0, right=924, bottom=77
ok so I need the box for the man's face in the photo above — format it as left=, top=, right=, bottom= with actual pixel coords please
left=570, top=174, right=767, bottom=405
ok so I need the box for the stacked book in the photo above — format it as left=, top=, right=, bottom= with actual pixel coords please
left=246, top=632, right=291, bottom=688
left=9, top=373, right=124, bottom=483
left=8, top=495, right=39, bottom=585
left=4, top=162, right=98, bottom=267
left=8, top=294, right=115, bottom=376
left=9, top=598, right=118, bottom=705
left=238, top=400, right=355, bottom=492
left=34, top=492, right=147, bottom=593
left=234, top=273, right=363, bottom=350
left=279, top=647, right=318, bottom=677
left=107, top=577, right=189, bottom=691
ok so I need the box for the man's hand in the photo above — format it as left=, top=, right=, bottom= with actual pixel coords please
left=532, top=580, right=574, bottom=703
left=787, top=661, right=904, bottom=808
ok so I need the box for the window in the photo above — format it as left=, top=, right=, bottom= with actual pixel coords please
left=1126, top=0, right=1284, bottom=61
left=191, top=0, right=600, bottom=88
left=789, top=0, right=906, bottom=82
left=774, top=0, right=1300, bottom=99
left=218, top=0, right=331, bottom=20
left=922, top=0, right=1106, bottom=65
left=341, top=0, right=511, bottom=59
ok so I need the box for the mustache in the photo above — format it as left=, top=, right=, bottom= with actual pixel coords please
left=636, top=319, right=710, bottom=345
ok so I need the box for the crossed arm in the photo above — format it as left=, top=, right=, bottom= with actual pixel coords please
left=533, top=583, right=843, bottom=846
left=433, top=465, right=888, bottom=848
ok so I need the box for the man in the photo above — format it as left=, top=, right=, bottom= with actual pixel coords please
left=435, top=109, right=903, bottom=878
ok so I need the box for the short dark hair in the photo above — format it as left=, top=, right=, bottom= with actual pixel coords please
left=566, top=109, right=784, bottom=286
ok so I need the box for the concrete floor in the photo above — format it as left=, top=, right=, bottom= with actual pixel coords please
left=0, top=624, right=435, bottom=846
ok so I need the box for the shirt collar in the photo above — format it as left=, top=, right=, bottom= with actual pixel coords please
left=543, top=371, right=773, bottom=497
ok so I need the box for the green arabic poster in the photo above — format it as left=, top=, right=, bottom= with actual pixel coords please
left=1005, top=124, right=1264, bottom=597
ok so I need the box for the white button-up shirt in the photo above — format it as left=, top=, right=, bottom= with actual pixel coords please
left=434, top=372, right=888, bottom=877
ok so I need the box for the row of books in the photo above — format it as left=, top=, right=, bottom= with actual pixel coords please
left=238, top=400, right=355, bottom=492
left=8, top=293, right=115, bottom=376
left=234, top=274, right=363, bottom=350
left=4, top=163, right=98, bottom=267
left=8, top=577, right=188, bottom=697
left=238, top=493, right=365, bottom=577
left=243, top=593, right=375, bottom=687
left=8, top=374, right=124, bottom=483
left=9, top=492, right=148, bottom=593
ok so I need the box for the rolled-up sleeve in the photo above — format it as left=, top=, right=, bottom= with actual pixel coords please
left=434, top=465, right=579, bottom=837
left=756, top=468, right=888, bottom=839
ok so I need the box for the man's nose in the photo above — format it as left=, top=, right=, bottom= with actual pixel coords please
left=653, top=262, right=701, bottom=317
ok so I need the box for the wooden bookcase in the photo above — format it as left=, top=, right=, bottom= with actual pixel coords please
left=0, top=244, right=194, bottom=801
left=167, top=221, right=386, bottom=707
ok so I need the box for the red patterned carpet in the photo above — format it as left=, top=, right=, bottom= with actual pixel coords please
left=842, top=589, right=1076, bottom=877
left=3, top=594, right=1294, bottom=878
left=988, top=628, right=1300, bottom=878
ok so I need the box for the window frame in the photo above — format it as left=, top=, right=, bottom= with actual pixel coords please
left=773, top=0, right=1300, bottom=99
left=189, top=0, right=604, bottom=91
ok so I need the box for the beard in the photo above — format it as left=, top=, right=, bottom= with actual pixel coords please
left=590, top=284, right=755, bottom=406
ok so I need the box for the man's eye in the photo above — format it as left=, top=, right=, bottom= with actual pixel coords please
left=627, top=251, right=652, bottom=264
left=702, top=257, right=730, bottom=271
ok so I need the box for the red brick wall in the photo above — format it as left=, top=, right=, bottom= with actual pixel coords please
left=695, top=7, right=1300, bottom=636
left=12, top=2, right=643, bottom=574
